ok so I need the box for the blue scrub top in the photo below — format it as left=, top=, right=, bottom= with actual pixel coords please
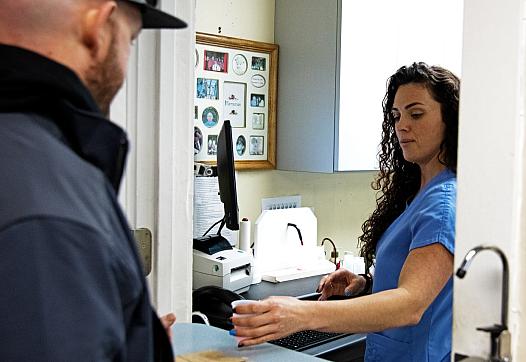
left=365, top=169, right=456, bottom=362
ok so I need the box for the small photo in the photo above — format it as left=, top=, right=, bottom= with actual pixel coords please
left=236, top=135, right=246, bottom=156
left=194, top=127, right=203, bottom=155
left=196, top=78, right=219, bottom=100
left=204, top=50, right=228, bottom=73
left=250, top=94, right=265, bottom=107
left=207, top=135, right=218, bottom=155
left=251, top=56, right=266, bottom=71
left=202, top=106, right=219, bottom=128
left=252, top=113, right=265, bottom=130
left=194, top=106, right=198, bottom=120
left=249, top=136, right=264, bottom=156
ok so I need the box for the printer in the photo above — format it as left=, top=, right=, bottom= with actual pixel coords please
left=193, top=234, right=253, bottom=294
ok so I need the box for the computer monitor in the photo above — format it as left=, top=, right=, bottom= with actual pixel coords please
left=217, top=120, right=239, bottom=231
left=193, top=121, right=239, bottom=255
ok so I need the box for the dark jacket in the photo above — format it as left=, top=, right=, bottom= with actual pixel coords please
left=0, top=44, right=172, bottom=361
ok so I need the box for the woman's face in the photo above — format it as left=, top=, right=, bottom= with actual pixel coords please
left=206, top=112, right=213, bottom=122
left=391, top=83, right=446, bottom=169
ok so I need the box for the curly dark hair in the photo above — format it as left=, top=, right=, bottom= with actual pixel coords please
left=358, top=62, right=460, bottom=272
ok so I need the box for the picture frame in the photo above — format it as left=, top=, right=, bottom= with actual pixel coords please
left=194, top=32, right=278, bottom=169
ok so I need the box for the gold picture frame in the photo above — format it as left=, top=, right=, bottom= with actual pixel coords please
left=194, top=32, right=278, bottom=170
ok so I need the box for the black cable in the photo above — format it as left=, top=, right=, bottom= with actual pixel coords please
left=202, top=217, right=224, bottom=237
left=286, top=223, right=303, bottom=245
left=216, top=218, right=226, bottom=235
left=321, top=237, right=338, bottom=265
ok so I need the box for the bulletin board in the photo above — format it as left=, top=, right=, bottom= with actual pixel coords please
left=193, top=32, right=278, bottom=170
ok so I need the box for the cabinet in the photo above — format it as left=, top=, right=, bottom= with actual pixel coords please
left=275, top=0, right=463, bottom=172
left=275, top=0, right=340, bottom=173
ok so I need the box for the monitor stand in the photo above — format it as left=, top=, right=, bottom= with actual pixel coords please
left=193, top=234, right=233, bottom=255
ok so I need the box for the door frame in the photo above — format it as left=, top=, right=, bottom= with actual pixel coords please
left=453, top=0, right=526, bottom=358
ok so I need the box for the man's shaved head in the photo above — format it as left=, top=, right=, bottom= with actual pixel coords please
left=0, top=0, right=142, bottom=114
left=0, top=0, right=84, bottom=44
left=0, top=0, right=108, bottom=73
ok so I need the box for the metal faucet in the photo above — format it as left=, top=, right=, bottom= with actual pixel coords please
left=456, top=245, right=511, bottom=362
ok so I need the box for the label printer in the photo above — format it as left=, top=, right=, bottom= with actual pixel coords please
left=193, top=235, right=253, bottom=294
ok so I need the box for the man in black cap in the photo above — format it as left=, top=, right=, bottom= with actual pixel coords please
left=0, top=1, right=186, bottom=360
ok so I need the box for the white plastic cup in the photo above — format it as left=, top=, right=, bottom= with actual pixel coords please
left=231, top=299, right=257, bottom=343
left=231, top=299, right=256, bottom=310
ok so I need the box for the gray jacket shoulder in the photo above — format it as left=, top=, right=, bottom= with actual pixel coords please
left=0, top=112, right=116, bottom=233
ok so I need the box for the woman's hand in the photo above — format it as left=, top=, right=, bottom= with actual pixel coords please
left=316, top=268, right=366, bottom=300
left=231, top=296, right=307, bottom=347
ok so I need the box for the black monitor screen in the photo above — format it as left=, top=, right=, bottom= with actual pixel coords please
left=217, top=121, right=239, bottom=231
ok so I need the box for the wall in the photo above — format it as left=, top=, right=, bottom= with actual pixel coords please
left=237, top=170, right=377, bottom=253
left=453, top=0, right=526, bottom=358
left=196, top=0, right=275, bottom=42
left=195, top=0, right=377, bottom=256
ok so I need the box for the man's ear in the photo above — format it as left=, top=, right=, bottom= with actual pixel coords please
left=81, top=1, right=117, bottom=61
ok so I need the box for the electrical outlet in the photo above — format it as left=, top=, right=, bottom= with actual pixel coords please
left=261, top=195, right=302, bottom=211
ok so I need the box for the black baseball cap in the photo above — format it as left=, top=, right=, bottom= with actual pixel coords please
left=123, top=0, right=187, bottom=29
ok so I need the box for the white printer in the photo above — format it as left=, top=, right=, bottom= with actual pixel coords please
left=193, top=234, right=253, bottom=294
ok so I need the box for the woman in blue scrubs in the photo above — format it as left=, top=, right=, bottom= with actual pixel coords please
left=231, top=62, right=459, bottom=361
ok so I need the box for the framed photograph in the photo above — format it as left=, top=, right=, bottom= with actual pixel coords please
left=249, top=136, right=265, bottom=155
left=194, top=32, right=278, bottom=169
left=236, top=135, right=247, bottom=156
left=196, top=78, right=219, bottom=100
left=251, top=56, right=266, bottom=71
left=252, top=113, right=265, bottom=130
left=207, top=135, right=218, bottom=155
left=201, top=106, right=219, bottom=128
left=194, top=126, right=203, bottom=155
left=204, top=50, right=228, bottom=73
left=250, top=93, right=265, bottom=107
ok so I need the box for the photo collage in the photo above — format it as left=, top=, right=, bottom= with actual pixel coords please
left=194, top=42, right=270, bottom=164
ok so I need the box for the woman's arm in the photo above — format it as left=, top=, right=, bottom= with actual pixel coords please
left=310, top=243, right=453, bottom=332
left=232, top=242, right=453, bottom=346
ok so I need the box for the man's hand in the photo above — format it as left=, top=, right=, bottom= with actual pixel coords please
left=316, top=268, right=366, bottom=300
left=160, top=313, right=176, bottom=339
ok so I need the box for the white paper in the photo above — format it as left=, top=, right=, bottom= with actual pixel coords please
left=193, top=176, right=237, bottom=245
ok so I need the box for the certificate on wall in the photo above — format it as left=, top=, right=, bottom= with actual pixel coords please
left=194, top=32, right=278, bottom=170
left=223, top=82, right=246, bottom=128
